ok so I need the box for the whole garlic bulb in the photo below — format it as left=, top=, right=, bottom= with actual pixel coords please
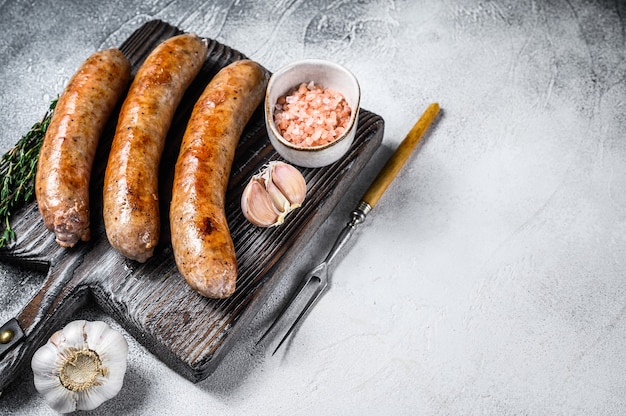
left=241, top=161, right=307, bottom=227
left=31, top=320, right=128, bottom=413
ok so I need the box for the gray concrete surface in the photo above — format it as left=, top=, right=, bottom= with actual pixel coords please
left=0, top=0, right=625, bottom=414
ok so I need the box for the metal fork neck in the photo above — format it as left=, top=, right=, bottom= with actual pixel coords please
left=349, top=201, right=371, bottom=227
left=324, top=201, right=371, bottom=266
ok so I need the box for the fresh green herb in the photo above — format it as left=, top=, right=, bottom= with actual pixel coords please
left=0, top=99, right=57, bottom=248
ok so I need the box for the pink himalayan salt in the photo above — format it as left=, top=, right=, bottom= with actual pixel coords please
left=273, top=81, right=352, bottom=147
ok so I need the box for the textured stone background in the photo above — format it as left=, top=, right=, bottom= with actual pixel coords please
left=0, top=0, right=625, bottom=414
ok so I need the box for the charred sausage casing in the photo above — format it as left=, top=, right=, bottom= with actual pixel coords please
left=170, top=60, right=268, bottom=299
left=36, top=47, right=131, bottom=248
left=103, top=33, right=208, bottom=262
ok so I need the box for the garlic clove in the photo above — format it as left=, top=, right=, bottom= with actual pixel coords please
left=265, top=175, right=291, bottom=213
left=81, top=386, right=111, bottom=411
left=241, top=179, right=280, bottom=227
left=241, top=161, right=307, bottom=227
left=30, top=342, right=58, bottom=374
left=82, top=320, right=127, bottom=394
left=31, top=320, right=128, bottom=413
left=270, top=161, right=307, bottom=206
left=42, top=381, right=75, bottom=414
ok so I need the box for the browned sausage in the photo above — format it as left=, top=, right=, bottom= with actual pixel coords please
left=103, top=33, right=208, bottom=262
left=35, top=47, right=131, bottom=248
left=170, top=60, right=268, bottom=298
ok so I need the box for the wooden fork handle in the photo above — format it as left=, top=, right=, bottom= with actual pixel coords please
left=361, top=103, right=440, bottom=209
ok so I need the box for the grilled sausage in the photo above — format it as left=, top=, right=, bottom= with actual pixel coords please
left=36, top=48, right=131, bottom=248
left=103, top=33, right=208, bottom=262
left=170, top=60, right=268, bottom=298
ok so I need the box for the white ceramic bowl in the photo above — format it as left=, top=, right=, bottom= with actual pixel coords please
left=265, top=59, right=361, bottom=168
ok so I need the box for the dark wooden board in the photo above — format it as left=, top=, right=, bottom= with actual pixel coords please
left=0, top=20, right=384, bottom=388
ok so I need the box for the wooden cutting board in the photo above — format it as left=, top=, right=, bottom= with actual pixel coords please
left=0, top=19, right=384, bottom=388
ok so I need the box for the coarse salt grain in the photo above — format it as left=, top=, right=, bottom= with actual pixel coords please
left=273, top=82, right=352, bottom=147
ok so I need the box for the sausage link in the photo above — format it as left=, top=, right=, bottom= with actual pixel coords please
left=36, top=48, right=131, bottom=247
left=103, top=33, right=208, bottom=262
left=170, top=60, right=268, bottom=298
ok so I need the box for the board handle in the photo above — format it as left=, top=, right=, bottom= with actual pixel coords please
left=0, top=255, right=88, bottom=391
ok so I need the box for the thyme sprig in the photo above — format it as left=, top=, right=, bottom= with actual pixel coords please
left=0, top=99, right=57, bottom=248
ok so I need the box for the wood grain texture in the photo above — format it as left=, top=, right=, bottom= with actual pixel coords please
left=0, top=19, right=384, bottom=388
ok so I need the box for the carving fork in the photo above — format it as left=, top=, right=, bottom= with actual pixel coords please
left=258, top=103, right=441, bottom=355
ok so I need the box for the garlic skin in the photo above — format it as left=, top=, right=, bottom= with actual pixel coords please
left=241, top=161, right=307, bottom=227
left=31, top=320, right=128, bottom=413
